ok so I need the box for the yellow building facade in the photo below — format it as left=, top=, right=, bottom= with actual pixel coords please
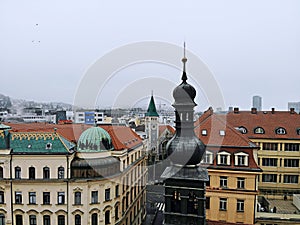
left=0, top=124, right=147, bottom=225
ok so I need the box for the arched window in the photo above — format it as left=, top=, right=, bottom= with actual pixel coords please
left=105, top=211, right=110, bottom=225
left=43, top=167, right=50, bottom=179
left=254, top=127, right=265, bottom=134
left=0, top=213, right=5, bottom=225
left=91, top=213, right=98, bottom=225
left=74, top=192, right=81, bottom=205
left=275, top=127, right=286, bottom=135
left=58, top=167, right=64, bottom=179
left=29, top=167, right=35, bottom=179
left=15, top=215, right=22, bottom=225
left=0, top=166, right=3, bottom=179
left=75, top=215, right=81, bottom=225
left=237, top=126, right=247, bottom=134
left=0, top=191, right=4, bottom=204
left=15, top=167, right=21, bottom=179
left=115, top=205, right=119, bottom=220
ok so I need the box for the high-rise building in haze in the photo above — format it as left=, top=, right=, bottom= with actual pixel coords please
left=252, top=95, right=262, bottom=111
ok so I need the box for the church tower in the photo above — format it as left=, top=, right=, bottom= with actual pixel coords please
left=145, top=93, right=159, bottom=162
left=161, top=44, right=208, bottom=225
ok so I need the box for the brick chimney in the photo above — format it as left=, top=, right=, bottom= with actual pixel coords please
left=271, top=108, right=275, bottom=114
left=251, top=108, right=257, bottom=114
left=290, top=108, right=295, bottom=114
left=234, top=107, right=239, bottom=114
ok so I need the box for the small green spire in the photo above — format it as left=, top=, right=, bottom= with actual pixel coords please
left=145, top=94, right=159, bottom=117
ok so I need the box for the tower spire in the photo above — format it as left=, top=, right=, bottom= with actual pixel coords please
left=181, top=42, right=188, bottom=82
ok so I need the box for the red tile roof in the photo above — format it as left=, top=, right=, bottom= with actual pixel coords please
left=159, top=124, right=175, bottom=136
left=195, top=108, right=260, bottom=171
left=195, top=108, right=253, bottom=147
left=227, top=110, right=300, bottom=139
left=100, top=125, right=143, bottom=150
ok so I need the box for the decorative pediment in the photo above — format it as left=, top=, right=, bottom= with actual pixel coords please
left=73, top=187, right=83, bottom=192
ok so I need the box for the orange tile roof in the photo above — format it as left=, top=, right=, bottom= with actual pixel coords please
left=227, top=110, right=300, bottom=139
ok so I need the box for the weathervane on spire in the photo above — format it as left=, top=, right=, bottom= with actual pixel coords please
left=181, top=42, right=188, bottom=82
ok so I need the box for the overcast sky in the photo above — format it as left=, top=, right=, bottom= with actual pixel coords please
left=1, top=0, right=299, bottom=111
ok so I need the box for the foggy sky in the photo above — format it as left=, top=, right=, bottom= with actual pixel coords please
left=1, top=0, right=299, bottom=111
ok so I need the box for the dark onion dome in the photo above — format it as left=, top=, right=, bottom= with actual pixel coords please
left=173, top=70, right=197, bottom=106
left=167, top=45, right=206, bottom=166
left=77, top=126, right=113, bottom=152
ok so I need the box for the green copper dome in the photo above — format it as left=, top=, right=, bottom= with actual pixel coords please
left=77, top=127, right=113, bottom=152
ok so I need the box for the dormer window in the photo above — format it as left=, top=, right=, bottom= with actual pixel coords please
left=201, top=151, right=213, bottom=164
left=275, top=127, right=286, bottom=135
left=234, top=152, right=249, bottom=166
left=45, top=143, right=52, bottom=149
left=201, top=129, right=207, bottom=136
left=217, top=151, right=230, bottom=165
left=254, top=127, right=265, bottom=134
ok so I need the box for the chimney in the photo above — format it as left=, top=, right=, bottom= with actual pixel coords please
left=234, top=107, right=239, bottom=114
left=251, top=108, right=257, bottom=114
left=290, top=108, right=295, bottom=114
left=271, top=108, right=275, bottom=114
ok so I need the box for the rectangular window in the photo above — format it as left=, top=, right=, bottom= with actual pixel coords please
left=220, top=176, right=228, bottom=188
left=43, top=215, right=51, bottom=225
left=262, top=174, right=277, bottom=183
left=115, top=185, right=119, bottom=197
left=57, top=192, right=65, bottom=204
left=15, top=167, right=21, bottom=179
left=285, top=143, right=300, bottom=151
left=262, top=158, right=277, bottom=167
left=91, top=191, right=98, bottom=204
left=105, top=188, right=111, bottom=201
left=16, top=215, right=23, bottom=225
left=284, top=175, right=299, bottom=184
left=29, top=192, right=36, bottom=204
left=262, top=143, right=278, bottom=151
left=74, top=192, right=81, bottom=205
left=237, top=199, right=244, bottom=212
left=0, top=191, right=4, bottom=204
left=237, top=155, right=246, bottom=166
left=58, top=215, right=65, bottom=225
left=219, top=198, right=227, bottom=211
left=15, top=191, right=22, bottom=204
left=284, top=159, right=299, bottom=167
left=29, top=215, right=37, bottom=225
left=202, top=152, right=213, bottom=164
left=206, top=197, right=210, bottom=209
left=237, top=177, right=245, bottom=189
left=220, top=155, right=227, bottom=165
left=43, top=192, right=50, bottom=205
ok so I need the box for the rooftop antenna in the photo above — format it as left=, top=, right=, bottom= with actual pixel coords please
left=181, top=42, right=188, bottom=82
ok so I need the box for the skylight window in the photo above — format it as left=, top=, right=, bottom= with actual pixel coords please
left=219, top=130, right=225, bottom=136
left=201, top=129, right=207, bottom=136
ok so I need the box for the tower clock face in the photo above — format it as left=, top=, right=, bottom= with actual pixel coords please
left=151, top=124, right=157, bottom=130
